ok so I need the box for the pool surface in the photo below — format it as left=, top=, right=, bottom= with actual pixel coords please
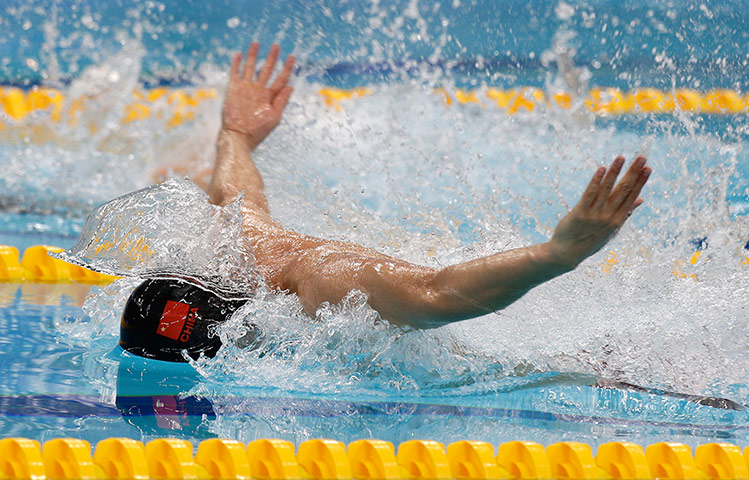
left=3, top=263, right=749, bottom=448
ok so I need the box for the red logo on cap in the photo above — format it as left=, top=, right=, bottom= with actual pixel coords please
left=157, top=300, right=198, bottom=342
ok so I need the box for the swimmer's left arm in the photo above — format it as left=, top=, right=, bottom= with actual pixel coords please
left=345, top=157, right=652, bottom=328
left=411, top=156, right=650, bottom=327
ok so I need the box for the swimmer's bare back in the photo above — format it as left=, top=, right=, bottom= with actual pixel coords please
left=207, top=42, right=651, bottom=330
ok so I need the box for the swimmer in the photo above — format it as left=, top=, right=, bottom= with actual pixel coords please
left=121, top=42, right=651, bottom=361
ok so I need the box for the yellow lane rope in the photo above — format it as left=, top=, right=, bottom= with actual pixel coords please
left=0, top=86, right=747, bottom=130
left=2, top=437, right=749, bottom=479
left=434, top=86, right=749, bottom=114
left=0, top=245, right=117, bottom=284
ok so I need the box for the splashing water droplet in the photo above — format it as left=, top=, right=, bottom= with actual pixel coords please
left=226, top=17, right=240, bottom=29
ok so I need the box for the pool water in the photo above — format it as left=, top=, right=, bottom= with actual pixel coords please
left=3, top=269, right=749, bottom=447
left=1, top=0, right=748, bottom=449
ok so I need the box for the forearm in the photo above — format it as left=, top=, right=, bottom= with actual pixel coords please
left=210, top=42, right=293, bottom=211
left=285, top=156, right=650, bottom=330
left=325, top=241, right=574, bottom=329
left=414, top=242, right=573, bottom=327
left=208, top=129, right=269, bottom=212
left=408, top=155, right=651, bottom=327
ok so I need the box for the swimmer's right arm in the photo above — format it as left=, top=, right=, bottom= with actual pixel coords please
left=208, top=42, right=295, bottom=212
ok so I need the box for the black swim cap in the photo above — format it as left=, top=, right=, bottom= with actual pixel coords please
left=120, top=279, right=247, bottom=362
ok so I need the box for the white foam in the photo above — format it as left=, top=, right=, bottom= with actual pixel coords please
left=31, top=43, right=747, bottom=403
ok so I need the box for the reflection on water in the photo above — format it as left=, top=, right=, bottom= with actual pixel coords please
left=115, top=352, right=216, bottom=437
left=111, top=347, right=749, bottom=446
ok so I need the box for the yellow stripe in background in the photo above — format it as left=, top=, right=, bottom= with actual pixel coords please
left=0, top=86, right=219, bottom=129
left=2, top=437, right=749, bottom=479
left=0, top=86, right=746, bottom=131
left=439, top=86, right=749, bottom=114
left=319, top=86, right=748, bottom=115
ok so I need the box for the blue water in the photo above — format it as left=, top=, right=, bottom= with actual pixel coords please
left=1, top=0, right=748, bottom=449
left=1, top=0, right=748, bottom=89
left=2, top=261, right=749, bottom=447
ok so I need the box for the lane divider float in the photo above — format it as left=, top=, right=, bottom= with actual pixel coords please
left=0, top=85, right=747, bottom=132
left=318, top=87, right=372, bottom=111
left=0, top=245, right=117, bottom=284
left=0, top=86, right=218, bottom=129
left=434, top=86, right=749, bottom=114
left=602, top=247, right=748, bottom=280
left=3, top=437, right=749, bottom=479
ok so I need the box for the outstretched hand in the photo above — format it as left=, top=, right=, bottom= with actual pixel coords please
left=549, top=156, right=651, bottom=269
left=222, top=42, right=295, bottom=150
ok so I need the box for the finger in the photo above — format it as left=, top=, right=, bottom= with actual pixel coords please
left=271, top=86, right=294, bottom=113
left=618, top=199, right=642, bottom=224
left=269, top=55, right=296, bottom=94
left=615, top=166, right=651, bottom=218
left=594, top=156, right=625, bottom=208
left=579, top=166, right=606, bottom=208
left=257, top=44, right=280, bottom=85
left=242, top=42, right=260, bottom=80
left=619, top=198, right=644, bottom=223
left=230, top=52, right=241, bottom=79
left=610, top=156, right=648, bottom=210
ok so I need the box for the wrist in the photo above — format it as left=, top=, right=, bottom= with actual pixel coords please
left=219, top=127, right=260, bottom=151
left=537, top=241, right=578, bottom=273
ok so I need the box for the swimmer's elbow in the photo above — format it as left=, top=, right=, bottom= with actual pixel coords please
left=395, top=278, right=495, bottom=329
left=358, top=264, right=496, bottom=330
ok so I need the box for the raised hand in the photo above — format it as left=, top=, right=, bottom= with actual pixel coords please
left=549, top=156, right=651, bottom=268
left=222, top=42, right=295, bottom=150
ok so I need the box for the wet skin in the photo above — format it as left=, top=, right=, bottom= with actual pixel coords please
left=208, top=42, right=651, bottom=330
left=189, top=43, right=747, bottom=411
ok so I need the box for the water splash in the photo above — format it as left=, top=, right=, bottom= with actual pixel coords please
left=56, top=278, right=141, bottom=344
left=2, top=0, right=747, bottom=408
left=56, top=179, right=259, bottom=298
left=45, top=66, right=747, bottom=406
